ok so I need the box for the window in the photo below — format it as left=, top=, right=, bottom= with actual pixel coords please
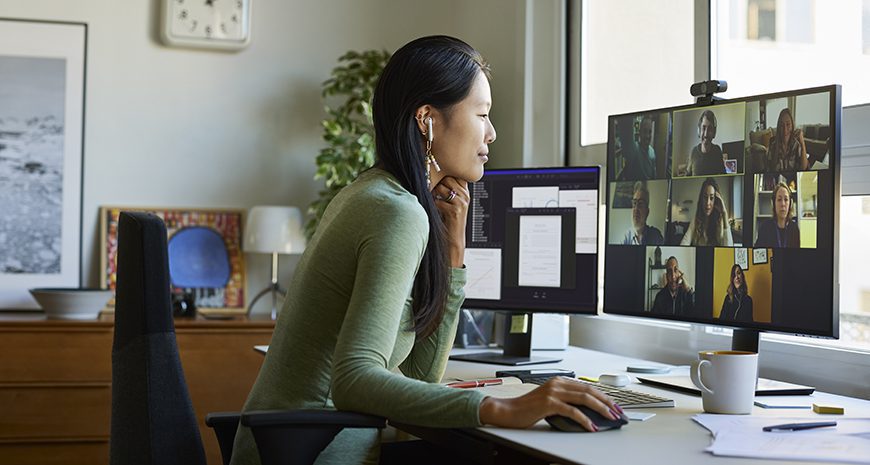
left=577, top=1, right=870, bottom=349
left=713, top=1, right=870, bottom=350
left=572, top=2, right=869, bottom=396
left=835, top=195, right=870, bottom=350
left=713, top=0, right=870, bottom=105
left=747, top=0, right=777, bottom=40
left=579, top=0, right=695, bottom=146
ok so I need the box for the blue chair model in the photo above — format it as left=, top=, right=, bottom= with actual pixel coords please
left=110, top=211, right=385, bottom=465
left=167, top=225, right=232, bottom=311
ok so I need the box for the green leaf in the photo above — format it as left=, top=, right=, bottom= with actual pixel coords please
left=306, top=48, right=391, bottom=239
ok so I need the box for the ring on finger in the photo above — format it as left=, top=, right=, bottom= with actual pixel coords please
left=446, top=190, right=457, bottom=202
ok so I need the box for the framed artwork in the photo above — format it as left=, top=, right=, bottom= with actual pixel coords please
left=100, top=207, right=246, bottom=313
left=752, top=248, right=768, bottom=265
left=734, top=248, right=748, bottom=270
left=0, top=19, right=87, bottom=309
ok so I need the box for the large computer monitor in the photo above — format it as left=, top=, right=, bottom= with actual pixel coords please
left=452, top=166, right=600, bottom=365
left=604, top=85, right=841, bottom=352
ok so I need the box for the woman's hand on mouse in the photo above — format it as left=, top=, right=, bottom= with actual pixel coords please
left=478, top=376, right=622, bottom=432
left=432, top=176, right=469, bottom=268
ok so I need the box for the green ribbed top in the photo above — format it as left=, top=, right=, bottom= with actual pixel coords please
left=230, top=168, right=485, bottom=465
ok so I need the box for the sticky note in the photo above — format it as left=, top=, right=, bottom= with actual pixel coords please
left=510, top=314, right=529, bottom=333
left=813, top=403, right=844, bottom=414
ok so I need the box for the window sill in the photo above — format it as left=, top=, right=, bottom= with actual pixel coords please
left=569, top=313, right=870, bottom=399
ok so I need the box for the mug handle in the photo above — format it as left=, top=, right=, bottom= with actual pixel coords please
left=690, top=359, right=714, bottom=396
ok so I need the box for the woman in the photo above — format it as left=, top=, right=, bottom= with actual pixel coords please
left=680, top=177, right=733, bottom=246
left=755, top=182, right=800, bottom=248
left=230, top=36, right=619, bottom=465
left=719, top=264, right=753, bottom=322
left=768, top=108, right=808, bottom=172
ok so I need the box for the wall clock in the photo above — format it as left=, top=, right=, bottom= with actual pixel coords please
left=161, top=0, right=251, bottom=50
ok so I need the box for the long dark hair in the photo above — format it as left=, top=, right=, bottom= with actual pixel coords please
left=691, top=177, right=727, bottom=246
left=774, top=108, right=794, bottom=161
left=726, top=264, right=748, bottom=303
left=372, top=36, right=490, bottom=338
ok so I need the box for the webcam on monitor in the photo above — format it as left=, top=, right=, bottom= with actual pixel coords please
left=691, top=80, right=728, bottom=105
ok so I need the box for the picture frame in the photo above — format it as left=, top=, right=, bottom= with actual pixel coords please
left=734, top=248, right=748, bottom=270
left=100, top=206, right=246, bottom=314
left=0, top=19, right=87, bottom=309
left=752, top=248, right=768, bottom=265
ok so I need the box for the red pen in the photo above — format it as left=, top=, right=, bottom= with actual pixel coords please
left=447, top=378, right=504, bottom=389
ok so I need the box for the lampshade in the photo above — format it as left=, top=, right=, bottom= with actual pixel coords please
left=244, top=206, right=306, bottom=255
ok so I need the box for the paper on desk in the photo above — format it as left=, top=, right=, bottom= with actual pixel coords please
left=693, top=414, right=870, bottom=436
left=693, top=415, right=870, bottom=464
left=707, top=429, right=870, bottom=464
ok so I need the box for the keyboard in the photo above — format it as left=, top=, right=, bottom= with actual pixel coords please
left=524, top=376, right=675, bottom=409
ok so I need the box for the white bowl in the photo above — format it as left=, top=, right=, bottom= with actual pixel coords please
left=29, top=288, right=112, bottom=320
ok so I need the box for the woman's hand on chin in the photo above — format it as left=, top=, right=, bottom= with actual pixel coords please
left=433, top=176, right=469, bottom=267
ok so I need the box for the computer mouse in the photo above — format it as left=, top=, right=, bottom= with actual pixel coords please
left=599, top=373, right=631, bottom=387
left=545, top=405, right=629, bottom=432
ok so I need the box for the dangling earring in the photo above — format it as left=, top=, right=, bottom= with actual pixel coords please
left=424, top=117, right=440, bottom=186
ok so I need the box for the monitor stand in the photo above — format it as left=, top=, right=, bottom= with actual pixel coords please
left=732, top=329, right=760, bottom=352
left=449, top=312, right=562, bottom=366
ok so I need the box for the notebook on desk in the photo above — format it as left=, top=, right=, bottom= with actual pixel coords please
left=638, top=375, right=815, bottom=396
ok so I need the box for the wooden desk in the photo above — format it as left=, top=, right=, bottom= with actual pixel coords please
left=396, top=347, right=870, bottom=465
left=0, top=313, right=273, bottom=465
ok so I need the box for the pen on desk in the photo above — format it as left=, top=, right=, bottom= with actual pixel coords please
left=762, top=421, right=837, bottom=432
left=447, top=378, right=504, bottom=389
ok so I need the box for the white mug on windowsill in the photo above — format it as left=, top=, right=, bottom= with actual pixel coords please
left=690, top=350, right=758, bottom=414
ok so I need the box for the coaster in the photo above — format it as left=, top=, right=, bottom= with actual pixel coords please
left=626, top=365, right=671, bottom=374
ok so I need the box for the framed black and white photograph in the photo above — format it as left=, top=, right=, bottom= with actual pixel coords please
left=752, top=248, right=768, bottom=265
left=0, top=19, right=87, bottom=309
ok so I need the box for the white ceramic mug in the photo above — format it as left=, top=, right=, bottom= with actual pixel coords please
left=690, top=350, right=758, bottom=414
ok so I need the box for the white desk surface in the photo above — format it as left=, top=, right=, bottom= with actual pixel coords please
left=444, top=346, right=870, bottom=465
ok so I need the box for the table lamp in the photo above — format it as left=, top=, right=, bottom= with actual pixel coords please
left=244, top=206, right=306, bottom=319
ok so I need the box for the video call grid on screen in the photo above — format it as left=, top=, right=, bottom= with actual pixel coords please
left=603, top=85, right=840, bottom=338
left=463, top=167, right=600, bottom=314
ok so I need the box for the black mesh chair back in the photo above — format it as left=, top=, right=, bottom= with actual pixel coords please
left=110, top=211, right=207, bottom=465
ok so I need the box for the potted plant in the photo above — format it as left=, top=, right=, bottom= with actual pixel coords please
left=305, top=49, right=391, bottom=238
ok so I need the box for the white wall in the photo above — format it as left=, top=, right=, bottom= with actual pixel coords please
left=0, top=0, right=536, bottom=313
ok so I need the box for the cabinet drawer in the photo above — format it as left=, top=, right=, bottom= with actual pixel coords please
left=0, top=440, right=108, bottom=465
left=0, top=328, right=112, bottom=382
left=0, top=384, right=110, bottom=439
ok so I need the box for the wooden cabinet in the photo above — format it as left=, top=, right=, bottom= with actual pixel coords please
left=0, top=315, right=273, bottom=465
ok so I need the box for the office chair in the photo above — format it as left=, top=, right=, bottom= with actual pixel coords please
left=111, top=211, right=385, bottom=465
left=110, top=211, right=221, bottom=465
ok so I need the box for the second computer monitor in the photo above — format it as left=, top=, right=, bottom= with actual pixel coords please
left=454, top=166, right=600, bottom=365
left=463, top=166, right=600, bottom=314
